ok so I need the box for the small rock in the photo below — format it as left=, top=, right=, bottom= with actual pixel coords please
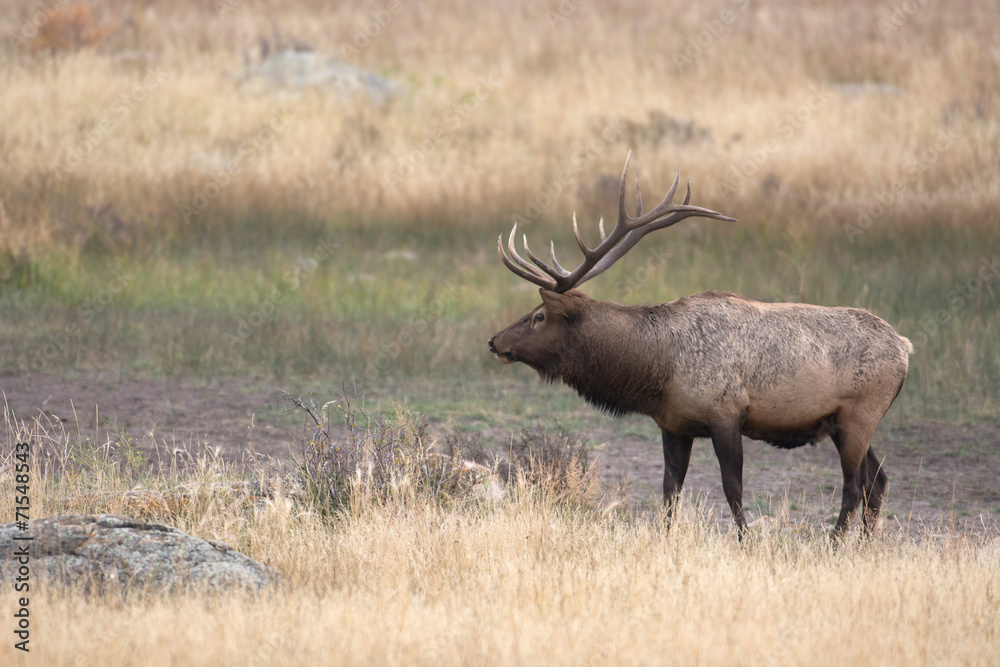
left=238, top=50, right=404, bottom=104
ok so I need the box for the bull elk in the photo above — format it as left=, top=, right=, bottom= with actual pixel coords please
left=488, top=152, right=911, bottom=538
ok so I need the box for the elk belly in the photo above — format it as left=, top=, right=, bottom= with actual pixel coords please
left=742, top=382, right=841, bottom=449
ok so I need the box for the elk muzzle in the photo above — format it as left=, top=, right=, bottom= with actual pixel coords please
left=487, top=336, right=516, bottom=364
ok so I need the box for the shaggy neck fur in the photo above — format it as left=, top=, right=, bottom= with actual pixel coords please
left=550, top=304, right=671, bottom=418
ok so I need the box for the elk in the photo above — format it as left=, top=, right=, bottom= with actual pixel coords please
left=488, top=152, right=911, bottom=538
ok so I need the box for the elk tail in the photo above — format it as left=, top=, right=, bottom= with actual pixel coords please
left=900, top=336, right=914, bottom=355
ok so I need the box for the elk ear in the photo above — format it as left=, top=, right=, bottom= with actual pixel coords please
left=539, top=289, right=580, bottom=320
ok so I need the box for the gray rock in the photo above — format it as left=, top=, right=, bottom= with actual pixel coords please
left=238, top=50, right=404, bottom=104
left=0, top=514, right=280, bottom=594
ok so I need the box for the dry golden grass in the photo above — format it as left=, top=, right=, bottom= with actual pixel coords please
left=2, top=489, right=999, bottom=666
left=3, top=402, right=1000, bottom=666
left=0, top=0, right=997, bottom=251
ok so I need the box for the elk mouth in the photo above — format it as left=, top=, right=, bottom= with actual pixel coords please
left=488, top=336, right=516, bottom=364
left=494, top=351, right=516, bottom=364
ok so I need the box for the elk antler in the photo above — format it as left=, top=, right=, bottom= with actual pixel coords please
left=498, top=151, right=737, bottom=293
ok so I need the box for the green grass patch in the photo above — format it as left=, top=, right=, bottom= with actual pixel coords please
left=1, top=216, right=997, bottom=421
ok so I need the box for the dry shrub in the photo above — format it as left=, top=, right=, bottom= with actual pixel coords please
left=27, top=5, right=121, bottom=54
left=500, top=423, right=604, bottom=507
left=287, top=393, right=618, bottom=514
left=287, top=392, right=461, bottom=513
left=438, top=420, right=626, bottom=511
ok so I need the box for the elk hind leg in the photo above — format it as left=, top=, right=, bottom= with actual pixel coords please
left=859, top=446, right=888, bottom=536
left=831, top=411, right=879, bottom=538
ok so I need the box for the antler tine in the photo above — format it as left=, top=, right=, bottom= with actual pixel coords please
left=497, top=224, right=557, bottom=289
left=634, top=159, right=643, bottom=217
left=598, top=217, right=606, bottom=242
left=508, top=228, right=548, bottom=279
left=641, top=177, right=735, bottom=229
left=616, top=149, right=632, bottom=229
left=522, top=233, right=567, bottom=279
left=637, top=166, right=682, bottom=225
left=549, top=241, right=569, bottom=276
left=572, top=212, right=595, bottom=257
left=497, top=234, right=539, bottom=284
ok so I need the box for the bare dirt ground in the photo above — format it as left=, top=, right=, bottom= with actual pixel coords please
left=3, top=373, right=998, bottom=535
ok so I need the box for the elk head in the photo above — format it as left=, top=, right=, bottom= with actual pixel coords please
left=488, top=288, right=587, bottom=380
left=488, top=152, right=736, bottom=374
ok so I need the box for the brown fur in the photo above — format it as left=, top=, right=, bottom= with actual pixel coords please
left=489, top=288, right=912, bottom=538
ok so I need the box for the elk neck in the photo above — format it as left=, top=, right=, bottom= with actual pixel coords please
left=554, top=300, right=674, bottom=418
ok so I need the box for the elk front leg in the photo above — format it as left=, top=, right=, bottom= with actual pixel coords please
left=709, top=421, right=747, bottom=537
left=661, top=430, right=693, bottom=525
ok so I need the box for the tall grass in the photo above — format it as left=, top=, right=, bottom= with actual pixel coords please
left=3, top=511, right=997, bottom=666
left=2, top=402, right=998, bottom=666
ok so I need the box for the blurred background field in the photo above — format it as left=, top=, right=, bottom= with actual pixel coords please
left=0, top=0, right=997, bottom=421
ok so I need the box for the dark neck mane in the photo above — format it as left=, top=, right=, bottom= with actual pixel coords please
left=556, top=306, right=669, bottom=418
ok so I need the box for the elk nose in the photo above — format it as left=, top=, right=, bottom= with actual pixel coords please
left=488, top=337, right=496, bottom=352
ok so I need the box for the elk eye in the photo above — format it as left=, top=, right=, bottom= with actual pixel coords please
left=533, top=311, right=545, bottom=323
